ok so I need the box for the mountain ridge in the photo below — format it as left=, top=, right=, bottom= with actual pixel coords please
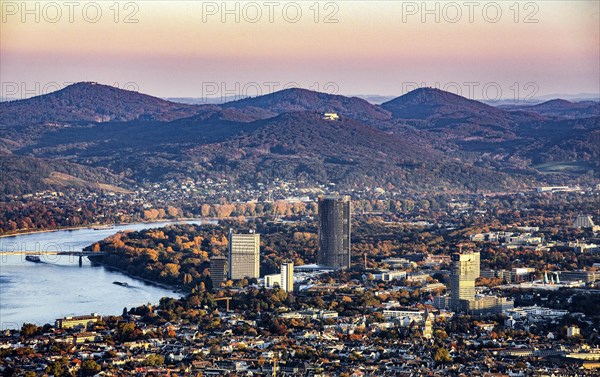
left=0, top=82, right=208, bottom=127
left=381, top=87, right=513, bottom=124
left=221, top=87, right=392, bottom=123
left=1, top=82, right=597, bottom=194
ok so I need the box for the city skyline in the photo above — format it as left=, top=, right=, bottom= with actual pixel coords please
left=2, top=1, right=599, bottom=374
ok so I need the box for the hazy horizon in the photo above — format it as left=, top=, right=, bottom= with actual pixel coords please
left=0, top=81, right=600, bottom=104
left=2, top=1, right=599, bottom=101
left=1, top=80, right=598, bottom=104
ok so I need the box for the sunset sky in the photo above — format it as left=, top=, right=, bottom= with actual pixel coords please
left=1, top=0, right=599, bottom=100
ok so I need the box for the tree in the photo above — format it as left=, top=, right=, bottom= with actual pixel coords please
left=79, top=359, right=101, bottom=376
left=116, top=322, right=137, bottom=341
left=20, top=323, right=39, bottom=338
left=201, top=204, right=212, bottom=217
left=144, top=354, right=165, bottom=366
left=433, top=347, right=451, bottom=364
left=167, top=206, right=180, bottom=218
left=434, top=329, right=448, bottom=340
left=46, top=357, right=72, bottom=377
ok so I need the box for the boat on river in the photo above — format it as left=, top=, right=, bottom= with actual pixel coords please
left=93, top=225, right=115, bottom=230
left=25, top=255, right=42, bottom=263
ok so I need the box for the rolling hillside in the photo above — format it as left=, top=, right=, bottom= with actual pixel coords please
left=1, top=83, right=598, bottom=194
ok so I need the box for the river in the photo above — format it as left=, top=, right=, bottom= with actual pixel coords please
left=0, top=220, right=215, bottom=328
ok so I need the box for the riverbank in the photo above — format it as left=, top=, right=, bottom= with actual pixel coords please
left=88, top=255, right=184, bottom=293
left=0, top=225, right=87, bottom=238
left=0, top=223, right=187, bottom=325
left=0, top=216, right=241, bottom=239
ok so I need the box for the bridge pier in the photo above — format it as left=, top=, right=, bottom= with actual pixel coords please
left=79, top=255, right=83, bottom=267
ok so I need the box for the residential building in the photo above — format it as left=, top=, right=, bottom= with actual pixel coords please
left=55, top=313, right=101, bottom=330
left=570, top=241, right=600, bottom=253
left=467, top=295, right=514, bottom=315
left=73, top=332, right=99, bottom=344
left=378, top=270, right=407, bottom=281
left=572, top=214, right=596, bottom=229
left=568, top=325, right=581, bottom=338
left=381, top=257, right=415, bottom=269
left=423, top=254, right=451, bottom=266
left=498, top=269, right=513, bottom=282
left=505, top=306, right=568, bottom=322
left=383, top=309, right=426, bottom=321
left=264, top=274, right=281, bottom=288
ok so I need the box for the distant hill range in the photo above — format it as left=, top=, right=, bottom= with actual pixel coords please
left=1, top=82, right=598, bottom=194
left=500, top=99, right=600, bottom=118
left=0, top=82, right=205, bottom=126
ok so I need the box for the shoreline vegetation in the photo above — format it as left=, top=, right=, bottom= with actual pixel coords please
left=1, top=217, right=248, bottom=301
left=89, top=220, right=320, bottom=293
left=87, top=255, right=181, bottom=293
left=0, top=196, right=312, bottom=238
left=0, top=216, right=244, bottom=239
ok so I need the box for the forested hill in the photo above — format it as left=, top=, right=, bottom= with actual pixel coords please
left=1, top=82, right=598, bottom=194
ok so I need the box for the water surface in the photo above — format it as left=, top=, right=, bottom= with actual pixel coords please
left=0, top=220, right=213, bottom=327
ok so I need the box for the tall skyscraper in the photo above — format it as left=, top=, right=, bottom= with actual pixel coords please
left=228, top=229, right=260, bottom=280
left=450, top=251, right=480, bottom=312
left=281, top=262, right=294, bottom=292
left=210, top=256, right=228, bottom=288
left=318, top=195, right=351, bottom=269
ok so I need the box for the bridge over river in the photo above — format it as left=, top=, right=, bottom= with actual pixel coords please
left=0, top=251, right=106, bottom=266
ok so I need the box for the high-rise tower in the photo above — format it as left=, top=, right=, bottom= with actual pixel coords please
left=318, top=195, right=351, bottom=269
left=281, top=261, right=294, bottom=292
left=450, top=251, right=480, bottom=312
left=209, top=256, right=228, bottom=288
left=228, top=229, right=260, bottom=280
